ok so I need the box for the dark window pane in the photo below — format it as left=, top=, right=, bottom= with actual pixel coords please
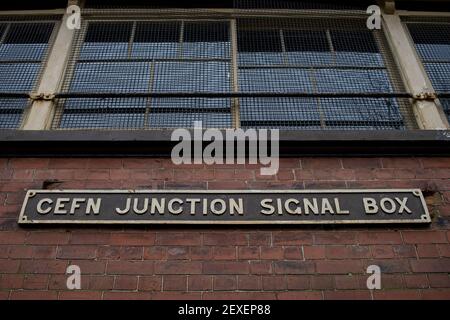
left=3, top=23, right=54, bottom=44
left=331, top=30, right=378, bottom=53
left=238, top=30, right=282, bottom=53
left=0, top=98, right=28, bottom=129
left=239, top=68, right=312, bottom=92
left=84, top=22, right=132, bottom=43
left=134, top=22, right=180, bottom=43
left=153, top=61, right=231, bottom=92
left=424, top=63, right=450, bottom=92
left=70, top=62, right=152, bottom=93
left=0, top=63, right=40, bottom=91
left=184, top=22, right=229, bottom=43
left=284, top=30, right=329, bottom=52
left=132, top=22, right=180, bottom=58
left=183, top=22, right=230, bottom=58
left=408, top=24, right=450, bottom=45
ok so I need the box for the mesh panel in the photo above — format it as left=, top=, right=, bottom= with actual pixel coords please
left=85, top=0, right=371, bottom=10
left=405, top=19, right=450, bottom=123
left=0, top=17, right=58, bottom=129
left=53, top=16, right=416, bottom=131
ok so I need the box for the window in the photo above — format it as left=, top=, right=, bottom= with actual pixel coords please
left=405, top=19, right=450, bottom=122
left=54, top=20, right=233, bottom=129
left=52, top=15, right=415, bottom=131
left=236, top=18, right=411, bottom=130
left=0, top=18, right=56, bottom=128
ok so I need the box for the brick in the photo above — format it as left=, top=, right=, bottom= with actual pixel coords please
left=428, top=274, right=450, bottom=288
left=156, top=233, right=201, bottom=246
left=0, top=274, right=23, bottom=289
left=373, top=290, right=421, bottom=300
left=48, top=159, right=89, bottom=169
left=250, top=261, right=272, bottom=275
left=303, top=246, right=326, bottom=260
left=120, top=246, right=143, bottom=260
left=150, top=292, right=201, bottom=300
left=283, top=247, right=303, bottom=260
left=260, top=276, right=285, bottom=291
left=203, top=233, right=247, bottom=246
left=335, top=275, right=364, bottom=290
left=261, top=247, right=284, bottom=260
left=410, top=258, right=450, bottom=273
left=71, top=260, right=106, bottom=274
left=70, top=233, right=111, bottom=245
left=404, top=274, right=429, bottom=289
left=323, top=290, right=371, bottom=300
left=358, top=232, right=402, bottom=245
left=314, top=232, right=357, bottom=245
left=26, top=232, right=70, bottom=245
left=393, top=245, right=417, bottom=258
left=212, top=247, right=238, bottom=262
left=32, top=246, right=57, bottom=259
left=325, top=246, right=370, bottom=259
left=203, top=262, right=249, bottom=275
left=0, top=260, right=21, bottom=273
left=416, top=244, right=440, bottom=258
left=23, top=275, right=49, bottom=290
left=371, top=245, right=395, bottom=259
left=144, top=246, right=167, bottom=260
left=155, top=261, right=202, bottom=275
left=316, top=260, right=362, bottom=274
left=238, top=246, right=260, bottom=260
left=402, top=231, right=447, bottom=244
left=420, top=158, right=450, bottom=168
left=188, top=275, right=212, bottom=291
left=285, top=275, right=309, bottom=290
left=163, top=275, right=187, bottom=291
left=88, top=276, right=114, bottom=290
left=311, top=275, right=334, bottom=290
left=167, top=246, right=189, bottom=260
left=58, top=291, right=103, bottom=300
left=202, top=292, right=276, bottom=300
left=274, top=261, right=314, bottom=275
left=103, top=292, right=153, bottom=300
left=8, top=246, right=33, bottom=259
left=422, top=289, right=450, bottom=300
left=273, top=231, right=313, bottom=245
left=10, top=158, right=49, bottom=169
left=277, top=291, right=322, bottom=300
left=114, top=276, right=138, bottom=290
left=10, top=290, right=57, bottom=300
left=213, top=275, right=237, bottom=291
left=0, top=232, right=27, bottom=244
left=382, top=158, right=420, bottom=169
left=342, top=158, right=381, bottom=169
left=364, top=259, right=411, bottom=273
left=138, top=276, right=162, bottom=291
left=302, top=158, right=341, bottom=169
left=189, top=247, right=212, bottom=261
left=107, top=261, right=154, bottom=275
left=110, top=233, right=155, bottom=246
left=238, top=275, right=262, bottom=290
left=248, top=233, right=271, bottom=246
left=57, top=246, right=97, bottom=259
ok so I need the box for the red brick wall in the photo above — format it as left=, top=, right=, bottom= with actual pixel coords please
left=0, top=157, right=449, bottom=300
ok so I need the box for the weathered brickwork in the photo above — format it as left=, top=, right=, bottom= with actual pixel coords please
left=0, top=157, right=449, bottom=300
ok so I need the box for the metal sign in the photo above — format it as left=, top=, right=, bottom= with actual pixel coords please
left=18, top=189, right=431, bottom=225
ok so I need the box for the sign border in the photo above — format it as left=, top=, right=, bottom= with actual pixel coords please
left=18, top=189, right=431, bottom=225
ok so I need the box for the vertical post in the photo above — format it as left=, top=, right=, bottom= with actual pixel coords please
left=382, top=13, right=449, bottom=129
left=230, top=19, right=240, bottom=129
left=22, top=0, right=79, bottom=130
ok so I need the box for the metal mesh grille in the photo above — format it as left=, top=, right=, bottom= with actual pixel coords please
left=405, top=18, right=450, bottom=123
left=84, top=0, right=372, bottom=10
left=0, top=16, right=58, bottom=129
left=52, top=16, right=416, bottom=131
